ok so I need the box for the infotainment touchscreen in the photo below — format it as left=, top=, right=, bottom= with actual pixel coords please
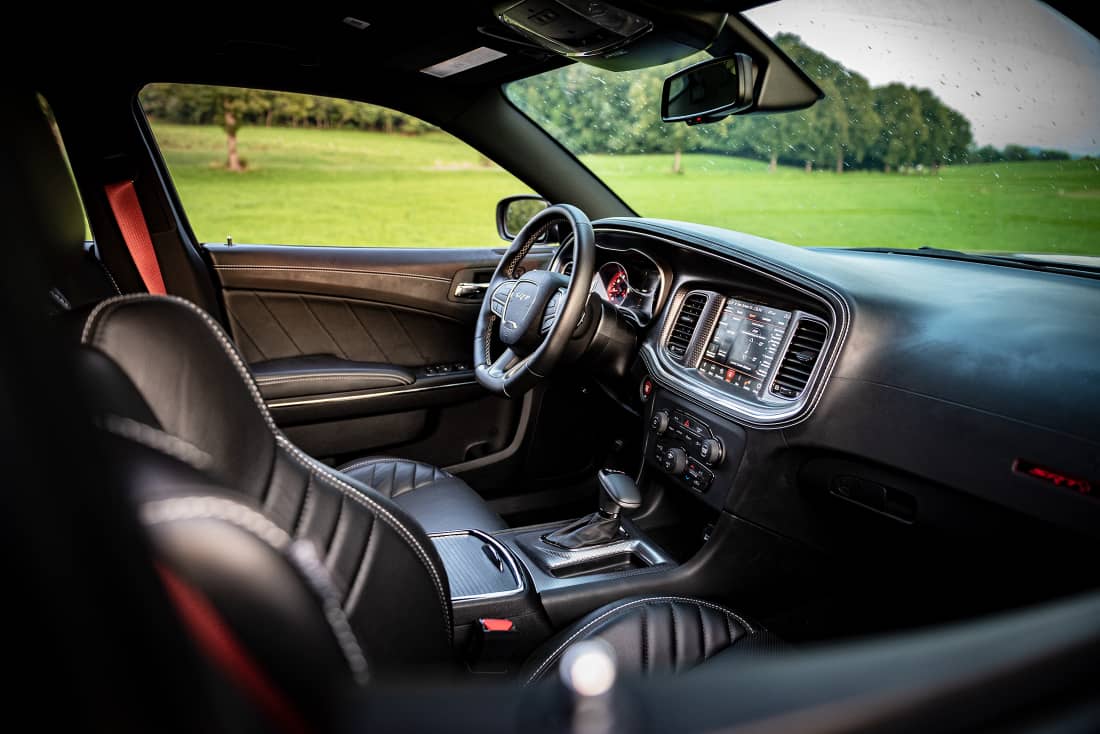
left=698, top=298, right=791, bottom=396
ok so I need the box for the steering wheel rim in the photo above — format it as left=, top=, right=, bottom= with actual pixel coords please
left=474, top=204, right=595, bottom=397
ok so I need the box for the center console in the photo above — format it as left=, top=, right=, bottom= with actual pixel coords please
left=429, top=468, right=678, bottom=670
left=644, top=392, right=747, bottom=510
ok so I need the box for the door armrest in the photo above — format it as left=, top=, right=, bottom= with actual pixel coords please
left=251, top=356, right=415, bottom=400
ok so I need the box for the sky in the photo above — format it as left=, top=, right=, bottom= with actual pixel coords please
left=745, top=0, right=1100, bottom=155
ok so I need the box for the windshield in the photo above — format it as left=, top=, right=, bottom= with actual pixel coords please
left=505, top=0, right=1100, bottom=257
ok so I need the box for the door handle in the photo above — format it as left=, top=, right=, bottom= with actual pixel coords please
left=454, top=282, right=488, bottom=298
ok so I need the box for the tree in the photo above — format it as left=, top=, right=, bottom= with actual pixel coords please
left=871, top=84, right=925, bottom=171
left=1003, top=144, right=1035, bottom=161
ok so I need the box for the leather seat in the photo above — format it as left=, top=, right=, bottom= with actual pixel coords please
left=76, top=293, right=775, bottom=718
left=337, top=457, right=505, bottom=533
left=523, top=595, right=780, bottom=685
left=77, top=295, right=458, bottom=682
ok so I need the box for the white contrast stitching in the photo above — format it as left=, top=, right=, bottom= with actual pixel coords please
left=96, top=256, right=123, bottom=295
left=526, top=596, right=756, bottom=685
left=100, top=415, right=214, bottom=472
left=143, top=496, right=369, bottom=684
left=504, top=223, right=551, bottom=277
left=82, top=292, right=152, bottom=344
left=142, top=496, right=292, bottom=549
left=337, top=457, right=447, bottom=484
left=215, top=265, right=450, bottom=283
left=83, top=294, right=453, bottom=639
left=289, top=540, right=369, bottom=685
left=254, top=373, right=410, bottom=386
left=338, top=457, right=398, bottom=476
left=277, top=435, right=453, bottom=638
left=48, top=288, right=71, bottom=311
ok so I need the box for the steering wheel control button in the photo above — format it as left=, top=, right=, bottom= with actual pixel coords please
left=490, top=281, right=516, bottom=318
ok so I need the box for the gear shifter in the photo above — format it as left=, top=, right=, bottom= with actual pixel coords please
left=543, top=469, right=643, bottom=550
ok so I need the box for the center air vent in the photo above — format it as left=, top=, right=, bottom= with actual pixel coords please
left=666, top=293, right=707, bottom=362
left=771, top=319, right=828, bottom=399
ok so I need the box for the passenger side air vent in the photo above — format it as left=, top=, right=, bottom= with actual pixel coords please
left=771, top=319, right=828, bottom=399
left=666, top=293, right=707, bottom=362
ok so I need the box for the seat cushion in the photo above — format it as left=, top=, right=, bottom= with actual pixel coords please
left=523, top=595, right=780, bottom=685
left=337, top=457, right=506, bottom=534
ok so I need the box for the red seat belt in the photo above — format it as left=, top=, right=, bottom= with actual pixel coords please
left=104, top=180, right=167, bottom=295
left=158, top=566, right=312, bottom=734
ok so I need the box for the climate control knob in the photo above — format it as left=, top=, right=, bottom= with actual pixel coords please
left=661, top=447, right=688, bottom=474
left=651, top=410, right=670, bottom=435
left=699, top=438, right=725, bottom=466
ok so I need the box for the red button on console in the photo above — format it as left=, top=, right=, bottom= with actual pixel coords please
left=480, top=618, right=515, bottom=633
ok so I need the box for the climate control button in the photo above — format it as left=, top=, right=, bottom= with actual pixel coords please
left=661, top=447, right=688, bottom=474
left=651, top=410, right=670, bottom=435
left=699, top=437, right=724, bottom=466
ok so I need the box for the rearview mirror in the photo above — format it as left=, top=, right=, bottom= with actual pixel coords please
left=496, top=195, right=550, bottom=240
left=661, top=53, right=754, bottom=124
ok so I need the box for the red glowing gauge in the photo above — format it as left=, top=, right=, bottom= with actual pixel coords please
left=600, top=263, right=630, bottom=305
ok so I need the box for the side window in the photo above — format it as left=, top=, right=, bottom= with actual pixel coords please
left=139, top=84, right=534, bottom=248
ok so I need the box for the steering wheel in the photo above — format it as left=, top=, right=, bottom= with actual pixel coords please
left=474, top=204, right=595, bottom=397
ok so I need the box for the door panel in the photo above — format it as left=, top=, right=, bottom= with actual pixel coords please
left=208, top=244, right=528, bottom=318
left=224, top=290, right=468, bottom=366
left=205, top=242, right=553, bottom=471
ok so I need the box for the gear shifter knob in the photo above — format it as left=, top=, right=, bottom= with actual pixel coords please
left=597, top=469, right=642, bottom=519
left=542, top=469, right=642, bottom=550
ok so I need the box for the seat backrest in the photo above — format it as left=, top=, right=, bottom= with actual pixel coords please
left=78, top=293, right=458, bottom=690
left=13, top=91, right=119, bottom=312
left=10, top=87, right=455, bottom=729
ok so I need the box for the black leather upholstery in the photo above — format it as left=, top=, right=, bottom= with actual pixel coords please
left=251, top=355, right=414, bottom=400
left=222, top=289, right=469, bottom=367
left=522, top=596, right=777, bottom=685
left=79, top=294, right=458, bottom=681
left=338, top=457, right=506, bottom=533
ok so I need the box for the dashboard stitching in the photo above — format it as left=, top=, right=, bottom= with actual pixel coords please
left=214, top=265, right=451, bottom=283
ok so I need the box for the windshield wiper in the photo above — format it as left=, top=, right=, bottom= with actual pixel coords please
left=846, top=246, right=1100, bottom=280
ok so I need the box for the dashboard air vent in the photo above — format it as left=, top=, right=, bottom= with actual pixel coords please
left=666, top=293, right=707, bottom=362
left=772, top=319, right=828, bottom=399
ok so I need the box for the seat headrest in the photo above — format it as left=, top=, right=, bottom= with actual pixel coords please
left=81, top=294, right=277, bottom=500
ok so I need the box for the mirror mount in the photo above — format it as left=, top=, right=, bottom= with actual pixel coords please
left=496, top=194, right=550, bottom=241
left=661, top=52, right=755, bottom=125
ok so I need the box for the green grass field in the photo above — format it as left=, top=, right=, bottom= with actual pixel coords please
left=150, top=123, right=1100, bottom=254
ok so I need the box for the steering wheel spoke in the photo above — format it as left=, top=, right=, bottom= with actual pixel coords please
left=487, top=348, right=522, bottom=378
left=489, top=279, right=518, bottom=318
left=540, top=287, right=567, bottom=334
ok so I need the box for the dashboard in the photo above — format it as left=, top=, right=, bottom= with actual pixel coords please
left=554, top=228, right=842, bottom=426
left=550, top=217, right=1100, bottom=548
